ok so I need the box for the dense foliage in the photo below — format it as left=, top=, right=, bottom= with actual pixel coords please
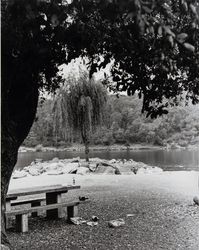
left=52, top=72, right=107, bottom=160
left=67, top=0, right=199, bottom=117
left=2, top=0, right=199, bottom=246
left=2, top=0, right=199, bottom=117
left=24, top=95, right=199, bottom=148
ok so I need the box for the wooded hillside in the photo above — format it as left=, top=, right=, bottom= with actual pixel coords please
left=24, top=95, right=199, bottom=148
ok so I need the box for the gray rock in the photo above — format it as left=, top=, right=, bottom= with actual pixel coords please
left=45, top=162, right=64, bottom=172
left=89, top=163, right=97, bottom=172
left=70, top=217, right=87, bottom=225
left=193, top=196, right=199, bottom=205
left=76, top=167, right=90, bottom=175
left=34, top=158, right=43, bottom=163
left=94, top=164, right=116, bottom=174
left=131, top=167, right=138, bottom=174
left=47, top=170, right=63, bottom=175
left=108, top=218, right=125, bottom=228
left=71, top=157, right=80, bottom=163
left=109, top=159, right=117, bottom=164
left=51, top=157, right=59, bottom=163
left=86, top=221, right=98, bottom=226
left=12, top=170, right=27, bottom=179
left=28, top=168, right=40, bottom=176
left=62, top=163, right=79, bottom=174
left=80, top=162, right=89, bottom=168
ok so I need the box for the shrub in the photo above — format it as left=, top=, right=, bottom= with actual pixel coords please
left=35, top=144, right=43, bottom=152
left=153, top=136, right=164, bottom=146
left=102, top=133, right=115, bottom=146
left=124, top=142, right=130, bottom=148
left=178, top=140, right=188, bottom=147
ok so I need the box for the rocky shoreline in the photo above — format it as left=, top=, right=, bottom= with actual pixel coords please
left=19, top=144, right=163, bottom=153
left=19, top=143, right=199, bottom=153
left=12, top=157, right=163, bottom=179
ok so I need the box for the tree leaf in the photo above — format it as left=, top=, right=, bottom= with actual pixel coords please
left=158, top=26, right=162, bottom=36
left=184, top=43, right=195, bottom=52
left=142, top=6, right=152, bottom=14
left=190, top=4, right=197, bottom=15
left=164, top=26, right=175, bottom=37
left=177, top=33, right=188, bottom=43
left=168, top=36, right=174, bottom=47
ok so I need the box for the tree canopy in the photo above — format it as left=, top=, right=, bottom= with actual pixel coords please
left=68, top=0, right=199, bottom=117
left=2, top=0, right=199, bottom=246
left=2, top=0, right=199, bottom=117
left=52, top=71, right=107, bottom=160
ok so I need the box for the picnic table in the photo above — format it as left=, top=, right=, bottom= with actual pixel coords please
left=6, top=184, right=81, bottom=232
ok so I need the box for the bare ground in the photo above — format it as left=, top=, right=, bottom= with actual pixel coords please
left=7, top=173, right=199, bottom=250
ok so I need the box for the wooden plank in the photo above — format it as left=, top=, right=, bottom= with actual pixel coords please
left=11, top=197, right=45, bottom=206
left=5, top=201, right=80, bottom=216
left=6, top=196, right=18, bottom=201
left=7, top=185, right=80, bottom=199
left=7, top=185, right=62, bottom=198
left=57, top=193, right=64, bottom=218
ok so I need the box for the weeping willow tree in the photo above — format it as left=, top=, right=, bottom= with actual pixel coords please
left=53, top=71, right=107, bottom=161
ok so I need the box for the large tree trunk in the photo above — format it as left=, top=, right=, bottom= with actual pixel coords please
left=85, top=140, right=90, bottom=162
left=1, top=75, right=39, bottom=247
left=81, top=130, right=90, bottom=162
left=1, top=138, right=19, bottom=247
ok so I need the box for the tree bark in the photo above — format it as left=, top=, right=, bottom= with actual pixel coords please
left=81, top=129, right=90, bottom=162
left=85, top=140, right=90, bottom=162
left=1, top=75, right=39, bottom=246
left=1, top=138, right=19, bottom=247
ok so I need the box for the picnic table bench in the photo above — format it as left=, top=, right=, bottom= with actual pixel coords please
left=6, top=184, right=81, bottom=232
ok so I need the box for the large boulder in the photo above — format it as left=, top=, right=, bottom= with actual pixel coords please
left=76, top=167, right=90, bottom=175
left=51, top=157, right=60, bottom=163
left=28, top=168, right=41, bottom=176
left=12, top=170, right=27, bottom=179
left=71, top=157, right=80, bottom=163
left=26, top=163, right=45, bottom=175
left=137, top=166, right=163, bottom=174
left=193, top=196, right=199, bottom=205
left=94, top=163, right=121, bottom=175
left=44, top=162, right=65, bottom=172
left=109, top=159, right=117, bottom=164
left=89, top=163, right=97, bottom=172
left=79, top=162, right=89, bottom=168
left=47, top=170, right=64, bottom=175
left=62, top=163, right=79, bottom=174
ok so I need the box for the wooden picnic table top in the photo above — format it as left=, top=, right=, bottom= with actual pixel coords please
left=6, top=184, right=81, bottom=199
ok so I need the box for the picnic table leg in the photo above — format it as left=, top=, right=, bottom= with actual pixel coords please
left=16, top=214, right=28, bottom=233
left=57, top=193, right=64, bottom=219
left=5, top=201, right=11, bottom=229
left=67, top=205, right=78, bottom=222
left=31, top=200, right=42, bottom=217
left=46, top=192, right=65, bottom=219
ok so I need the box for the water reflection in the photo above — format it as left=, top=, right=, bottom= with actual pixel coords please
left=15, top=148, right=199, bottom=171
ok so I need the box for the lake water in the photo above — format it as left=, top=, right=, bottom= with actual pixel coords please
left=15, top=148, right=199, bottom=172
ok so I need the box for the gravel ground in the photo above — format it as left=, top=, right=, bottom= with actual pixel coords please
left=7, top=173, right=199, bottom=250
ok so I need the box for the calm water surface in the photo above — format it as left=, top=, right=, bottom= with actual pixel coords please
left=15, top=148, right=199, bottom=171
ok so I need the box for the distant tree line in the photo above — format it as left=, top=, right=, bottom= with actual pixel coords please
left=24, top=94, right=199, bottom=148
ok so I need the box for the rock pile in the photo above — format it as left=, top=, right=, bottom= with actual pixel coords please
left=12, top=157, right=163, bottom=179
